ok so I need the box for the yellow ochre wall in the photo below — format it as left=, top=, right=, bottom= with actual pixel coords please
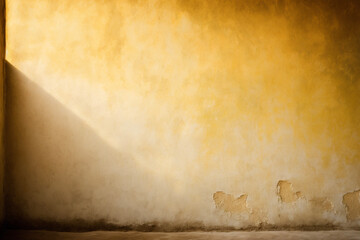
left=4, top=0, right=360, bottom=229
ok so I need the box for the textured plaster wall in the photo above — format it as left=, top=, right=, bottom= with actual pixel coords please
left=4, top=0, right=360, bottom=229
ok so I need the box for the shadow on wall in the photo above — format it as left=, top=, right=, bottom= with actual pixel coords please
left=3, top=62, right=360, bottom=231
left=4, top=61, right=157, bottom=231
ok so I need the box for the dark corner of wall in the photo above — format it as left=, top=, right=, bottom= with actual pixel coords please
left=0, top=0, right=5, bottom=231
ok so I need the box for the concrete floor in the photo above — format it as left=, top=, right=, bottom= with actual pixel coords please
left=1, top=230, right=360, bottom=240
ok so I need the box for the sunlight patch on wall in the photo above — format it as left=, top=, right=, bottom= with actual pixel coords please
left=5, top=0, right=360, bottom=228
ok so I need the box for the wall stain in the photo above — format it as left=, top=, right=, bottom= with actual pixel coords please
left=277, top=180, right=303, bottom=203
left=213, top=191, right=266, bottom=225
left=213, top=191, right=249, bottom=214
left=343, top=190, right=360, bottom=221
left=309, top=197, right=333, bottom=212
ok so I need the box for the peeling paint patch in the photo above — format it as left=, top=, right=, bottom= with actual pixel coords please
left=213, top=191, right=249, bottom=214
left=310, top=197, right=333, bottom=212
left=343, top=190, right=360, bottom=221
left=277, top=180, right=303, bottom=203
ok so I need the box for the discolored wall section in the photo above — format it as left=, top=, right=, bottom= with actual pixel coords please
left=4, top=0, right=360, bottom=229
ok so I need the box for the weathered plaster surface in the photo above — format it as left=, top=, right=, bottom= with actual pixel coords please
left=343, top=190, right=360, bottom=221
left=4, top=0, right=360, bottom=229
left=277, top=180, right=303, bottom=204
left=213, top=191, right=249, bottom=214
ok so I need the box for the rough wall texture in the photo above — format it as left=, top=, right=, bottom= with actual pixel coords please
left=4, top=0, right=360, bottom=229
